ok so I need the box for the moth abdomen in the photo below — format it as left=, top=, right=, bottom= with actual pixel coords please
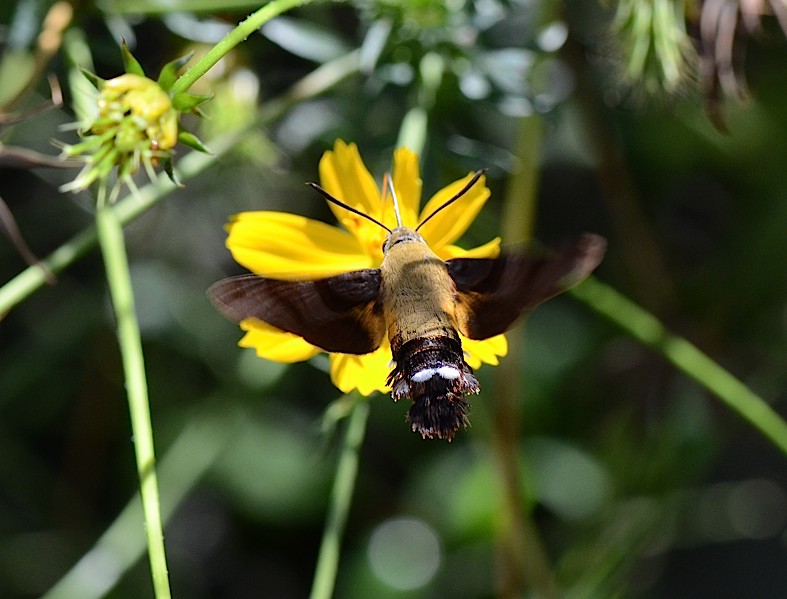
left=387, top=335, right=479, bottom=441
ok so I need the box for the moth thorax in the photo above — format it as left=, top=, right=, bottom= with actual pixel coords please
left=386, top=336, right=480, bottom=441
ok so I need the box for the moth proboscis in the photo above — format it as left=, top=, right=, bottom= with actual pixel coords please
left=208, top=171, right=606, bottom=441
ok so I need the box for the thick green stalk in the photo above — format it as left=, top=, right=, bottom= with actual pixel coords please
left=95, top=203, right=170, bottom=599
left=170, top=0, right=316, bottom=95
left=309, top=396, right=370, bottom=599
left=572, top=276, right=787, bottom=456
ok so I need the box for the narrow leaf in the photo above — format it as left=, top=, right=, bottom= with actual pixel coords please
left=121, top=40, right=146, bottom=76
left=177, top=130, right=211, bottom=154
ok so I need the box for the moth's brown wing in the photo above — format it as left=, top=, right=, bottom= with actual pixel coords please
left=448, top=233, right=606, bottom=340
left=207, top=269, right=384, bottom=354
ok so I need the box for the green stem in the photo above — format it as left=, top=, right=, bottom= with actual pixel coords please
left=572, top=276, right=787, bottom=456
left=170, top=0, right=319, bottom=96
left=42, top=410, right=235, bottom=599
left=309, top=395, right=370, bottom=599
left=95, top=204, right=170, bottom=599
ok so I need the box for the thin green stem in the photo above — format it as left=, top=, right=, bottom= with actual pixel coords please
left=572, top=276, right=787, bottom=456
left=42, top=409, right=235, bottom=599
left=95, top=203, right=170, bottom=599
left=309, top=394, right=370, bottom=599
left=170, top=0, right=318, bottom=96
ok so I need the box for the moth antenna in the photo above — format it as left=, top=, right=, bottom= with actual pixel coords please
left=415, top=169, right=487, bottom=232
left=307, top=182, right=392, bottom=233
left=385, top=173, right=404, bottom=227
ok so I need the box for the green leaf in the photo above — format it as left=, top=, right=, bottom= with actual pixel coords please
left=177, top=130, right=211, bottom=154
left=157, top=52, right=193, bottom=92
left=121, top=40, right=146, bottom=76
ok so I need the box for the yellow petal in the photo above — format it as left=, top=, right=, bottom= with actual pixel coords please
left=226, top=211, right=373, bottom=279
left=318, top=140, right=391, bottom=263
left=238, top=319, right=321, bottom=363
left=329, top=344, right=392, bottom=396
left=437, top=237, right=502, bottom=260
left=390, top=147, right=421, bottom=228
left=319, top=140, right=382, bottom=223
left=417, top=172, right=491, bottom=251
left=461, top=334, right=508, bottom=370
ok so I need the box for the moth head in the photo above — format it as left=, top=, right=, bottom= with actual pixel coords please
left=382, top=227, right=425, bottom=254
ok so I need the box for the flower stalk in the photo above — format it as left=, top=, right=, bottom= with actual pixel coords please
left=310, top=395, right=370, bottom=599
left=170, top=0, right=315, bottom=96
left=95, top=201, right=171, bottom=599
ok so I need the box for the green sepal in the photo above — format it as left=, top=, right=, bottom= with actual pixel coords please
left=177, top=130, right=211, bottom=154
left=162, top=157, right=183, bottom=186
left=172, top=92, right=212, bottom=113
left=121, top=40, right=146, bottom=76
left=157, top=52, right=193, bottom=92
left=80, top=67, right=104, bottom=89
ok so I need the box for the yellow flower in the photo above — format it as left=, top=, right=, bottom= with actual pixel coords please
left=226, top=140, right=508, bottom=395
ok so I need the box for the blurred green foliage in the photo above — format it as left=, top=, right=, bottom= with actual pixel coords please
left=2, top=0, right=787, bottom=598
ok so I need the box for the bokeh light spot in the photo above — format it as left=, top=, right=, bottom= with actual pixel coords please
left=367, top=517, right=442, bottom=590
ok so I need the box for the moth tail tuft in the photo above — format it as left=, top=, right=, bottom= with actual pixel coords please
left=406, top=394, right=470, bottom=442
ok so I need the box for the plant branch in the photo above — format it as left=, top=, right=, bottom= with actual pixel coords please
left=170, top=0, right=319, bottom=96
left=572, top=276, right=787, bottom=456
